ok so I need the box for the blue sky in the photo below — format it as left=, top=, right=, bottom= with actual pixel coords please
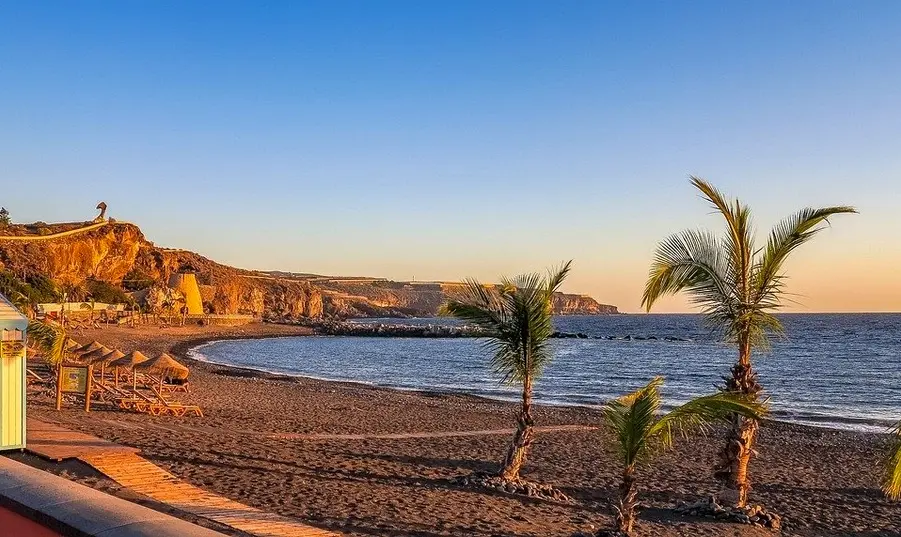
left=1, top=1, right=899, bottom=312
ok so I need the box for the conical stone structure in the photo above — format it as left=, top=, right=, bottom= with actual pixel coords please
left=167, top=272, right=204, bottom=315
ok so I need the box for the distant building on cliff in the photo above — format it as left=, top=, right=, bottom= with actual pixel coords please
left=168, top=270, right=204, bottom=315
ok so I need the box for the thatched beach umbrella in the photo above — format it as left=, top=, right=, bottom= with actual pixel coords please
left=73, top=341, right=105, bottom=359
left=109, top=350, right=149, bottom=390
left=65, top=339, right=82, bottom=351
left=80, top=346, right=111, bottom=363
left=86, top=348, right=124, bottom=384
left=136, top=353, right=189, bottom=390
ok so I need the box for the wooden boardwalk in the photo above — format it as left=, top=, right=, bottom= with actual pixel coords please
left=81, top=452, right=338, bottom=537
left=26, top=418, right=139, bottom=461
left=26, top=418, right=338, bottom=537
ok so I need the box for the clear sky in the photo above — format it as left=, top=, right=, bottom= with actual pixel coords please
left=1, top=1, right=899, bottom=313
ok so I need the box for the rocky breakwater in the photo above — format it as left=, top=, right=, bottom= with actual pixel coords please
left=304, top=320, right=488, bottom=338
left=299, top=321, right=695, bottom=342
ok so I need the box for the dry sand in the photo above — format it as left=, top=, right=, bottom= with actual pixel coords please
left=22, top=324, right=901, bottom=537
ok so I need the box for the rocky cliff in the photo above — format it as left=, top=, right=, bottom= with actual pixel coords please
left=0, top=222, right=618, bottom=318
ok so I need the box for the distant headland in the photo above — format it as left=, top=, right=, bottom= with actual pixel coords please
left=0, top=205, right=618, bottom=320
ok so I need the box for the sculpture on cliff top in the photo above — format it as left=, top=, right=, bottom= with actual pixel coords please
left=94, top=202, right=107, bottom=223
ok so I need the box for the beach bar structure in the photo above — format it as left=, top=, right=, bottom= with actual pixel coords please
left=0, top=294, right=27, bottom=450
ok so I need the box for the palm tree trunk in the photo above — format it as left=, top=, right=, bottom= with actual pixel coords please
left=715, top=337, right=762, bottom=507
left=616, top=464, right=638, bottom=535
left=499, top=377, right=534, bottom=481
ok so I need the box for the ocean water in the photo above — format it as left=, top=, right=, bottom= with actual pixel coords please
left=190, top=314, right=901, bottom=433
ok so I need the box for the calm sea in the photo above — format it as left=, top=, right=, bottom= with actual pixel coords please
left=190, top=314, right=901, bottom=433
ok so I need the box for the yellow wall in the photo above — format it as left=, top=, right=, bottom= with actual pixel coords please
left=0, top=349, right=24, bottom=449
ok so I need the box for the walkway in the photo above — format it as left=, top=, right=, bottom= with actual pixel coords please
left=82, top=452, right=337, bottom=537
left=41, top=413, right=595, bottom=442
left=27, top=418, right=339, bottom=537
left=0, top=221, right=116, bottom=242
left=26, top=418, right=138, bottom=461
left=268, top=424, right=595, bottom=441
left=0, top=456, right=225, bottom=537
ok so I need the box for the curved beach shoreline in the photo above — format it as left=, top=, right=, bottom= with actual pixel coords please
left=26, top=323, right=899, bottom=537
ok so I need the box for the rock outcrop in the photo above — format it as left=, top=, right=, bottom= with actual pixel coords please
left=0, top=221, right=618, bottom=318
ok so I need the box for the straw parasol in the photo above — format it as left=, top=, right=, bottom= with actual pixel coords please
left=109, top=350, right=149, bottom=390
left=65, top=339, right=82, bottom=351
left=87, top=348, right=125, bottom=384
left=74, top=341, right=105, bottom=356
left=136, top=353, right=190, bottom=390
left=80, top=346, right=111, bottom=363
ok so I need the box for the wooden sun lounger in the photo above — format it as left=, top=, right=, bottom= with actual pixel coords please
left=26, top=368, right=46, bottom=383
left=128, top=389, right=172, bottom=416
left=149, top=387, right=203, bottom=417
left=93, top=382, right=146, bottom=411
left=140, top=373, right=190, bottom=394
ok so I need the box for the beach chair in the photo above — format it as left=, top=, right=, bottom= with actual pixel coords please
left=149, top=386, right=203, bottom=417
left=94, top=382, right=146, bottom=411
left=141, top=373, right=190, bottom=394
left=126, top=389, right=173, bottom=416
left=26, top=368, right=46, bottom=384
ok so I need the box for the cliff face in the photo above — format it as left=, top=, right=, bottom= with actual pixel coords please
left=0, top=224, right=142, bottom=285
left=552, top=293, right=619, bottom=315
left=0, top=222, right=618, bottom=318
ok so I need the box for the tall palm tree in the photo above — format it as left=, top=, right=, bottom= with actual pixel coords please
left=884, top=420, right=901, bottom=500
left=441, top=261, right=572, bottom=481
left=602, top=377, right=767, bottom=535
left=641, top=177, right=855, bottom=507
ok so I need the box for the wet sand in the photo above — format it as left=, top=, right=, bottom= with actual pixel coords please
left=23, top=324, right=901, bottom=536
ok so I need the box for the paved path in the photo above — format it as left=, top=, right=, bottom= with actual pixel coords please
left=0, top=221, right=114, bottom=242
left=40, top=412, right=595, bottom=442
left=268, top=424, right=595, bottom=441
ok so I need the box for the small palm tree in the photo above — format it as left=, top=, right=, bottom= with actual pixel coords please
left=641, top=177, right=854, bottom=507
left=441, top=261, right=572, bottom=481
left=883, top=420, right=901, bottom=500
left=602, top=377, right=767, bottom=536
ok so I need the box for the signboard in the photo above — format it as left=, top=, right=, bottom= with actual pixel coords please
left=56, top=363, right=93, bottom=412
left=0, top=341, right=25, bottom=359
left=59, top=366, right=89, bottom=393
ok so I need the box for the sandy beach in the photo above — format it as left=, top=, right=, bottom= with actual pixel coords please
left=20, top=324, right=901, bottom=537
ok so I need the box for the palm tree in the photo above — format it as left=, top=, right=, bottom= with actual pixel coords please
left=441, top=261, right=572, bottom=481
left=602, top=377, right=767, bottom=535
left=641, top=177, right=855, bottom=507
left=883, top=420, right=901, bottom=500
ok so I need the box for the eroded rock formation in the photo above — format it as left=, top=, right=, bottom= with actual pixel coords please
left=0, top=222, right=618, bottom=318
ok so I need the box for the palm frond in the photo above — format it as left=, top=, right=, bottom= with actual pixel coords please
left=27, top=319, right=68, bottom=366
left=602, top=377, right=664, bottom=466
left=641, top=229, right=734, bottom=316
left=753, top=206, right=857, bottom=309
left=603, top=377, right=768, bottom=467
left=690, top=176, right=754, bottom=287
left=883, top=420, right=901, bottom=500
left=650, top=392, right=768, bottom=450
left=441, top=262, right=571, bottom=386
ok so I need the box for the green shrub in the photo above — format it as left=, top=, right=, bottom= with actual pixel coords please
left=122, top=269, right=156, bottom=291
left=85, top=279, right=130, bottom=304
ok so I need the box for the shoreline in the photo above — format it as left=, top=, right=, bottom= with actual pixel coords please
left=180, top=331, right=893, bottom=436
left=31, top=323, right=899, bottom=536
